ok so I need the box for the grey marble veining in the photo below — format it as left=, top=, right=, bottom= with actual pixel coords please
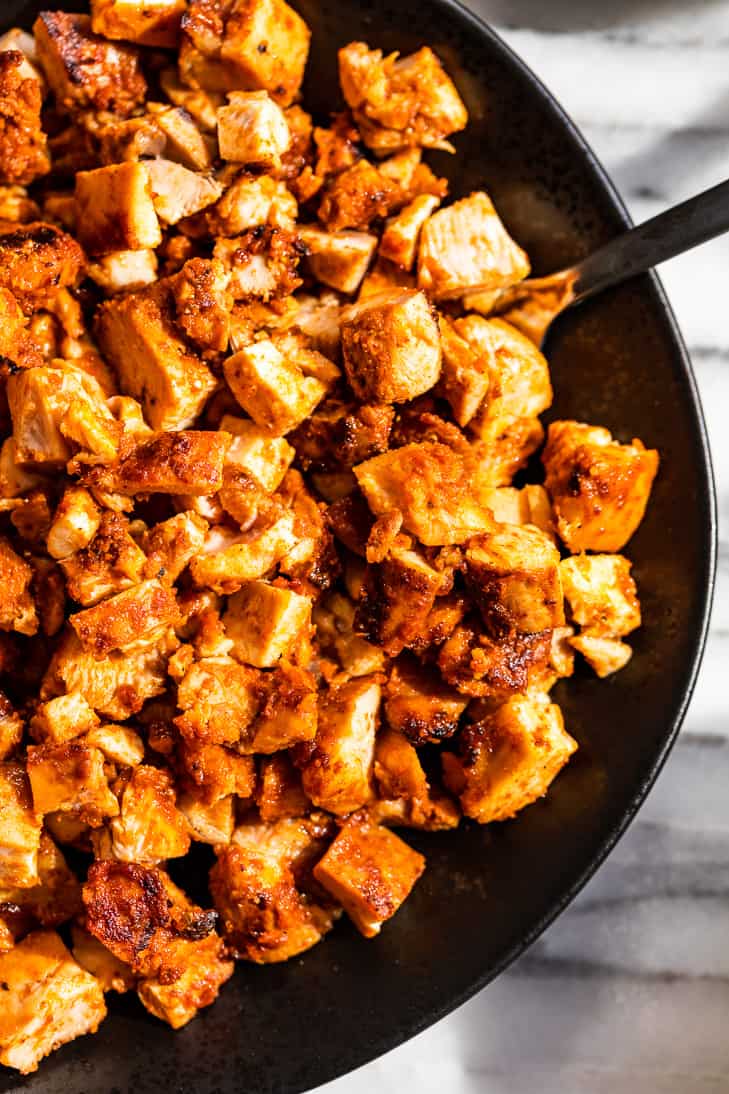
left=318, top=2, right=729, bottom=1091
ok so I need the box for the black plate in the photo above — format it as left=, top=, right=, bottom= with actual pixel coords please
left=3, top=1, right=716, bottom=1091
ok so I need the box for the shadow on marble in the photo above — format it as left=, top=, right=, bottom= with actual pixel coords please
left=476, top=0, right=727, bottom=33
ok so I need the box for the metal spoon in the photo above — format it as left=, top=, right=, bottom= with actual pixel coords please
left=496, top=177, right=729, bottom=348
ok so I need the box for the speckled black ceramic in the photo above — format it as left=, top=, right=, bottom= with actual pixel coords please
left=2, top=1, right=716, bottom=1091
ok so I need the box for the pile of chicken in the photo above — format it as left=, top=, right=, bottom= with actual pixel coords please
left=0, top=0, right=660, bottom=1074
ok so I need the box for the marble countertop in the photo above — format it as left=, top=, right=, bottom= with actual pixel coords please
left=319, top=3, right=729, bottom=1092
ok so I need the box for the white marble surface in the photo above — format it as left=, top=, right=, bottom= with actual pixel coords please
left=319, top=3, right=729, bottom=1091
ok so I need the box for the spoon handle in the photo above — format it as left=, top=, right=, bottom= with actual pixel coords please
left=571, top=177, right=729, bottom=304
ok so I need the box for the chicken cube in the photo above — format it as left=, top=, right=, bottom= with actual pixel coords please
left=438, top=621, right=551, bottom=700
left=379, top=194, right=440, bottom=270
left=224, top=340, right=327, bottom=435
left=84, top=431, right=230, bottom=497
left=418, top=192, right=530, bottom=300
left=318, top=160, right=400, bottom=233
left=313, top=812, right=423, bottom=937
left=0, top=221, right=84, bottom=315
left=71, top=926, right=135, bottom=994
left=0, top=763, right=42, bottom=889
left=244, top=663, right=318, bottom=753
left=542, top=420, right=659, bottom=552
left=69, top=579, right=179, bottom=659
left=569, top=633, right=633, bottom=678
left=0, top=287, right=42, bottom=371
left=224, top=581, right=311, bottom=667
left=341, top=289, right=441, bottom=402
left=0, top=536, right=38, bottom=636
left=256, top=753, right=309, bottom=821
left=87, top=248, right=159, bottom=294
left=464, top=524, right=564, bottom=636
left=460, top=316, right=552, bottom=424
left=0, top=930, right=106, bottom=1074
left=338, top=43, right=467, bottom=155
left=560, top=553, right=641, bottom=639
left=291, top=291, right=342, bottom=358
left=90, top=0, right=187, bottom=48
left=357, top=257, right=414, bottom=300
left=105, top=766, right=190, bottom=864
left=175, top=655, right=260, bottom=747
left=26, top=742, right=119, bottom=825
left=384, top=654, right=466, bottom=744
left=30, top=693, right=100, bottom=746
left=217, top=91, right=290, bottom=167
left=75, top=163, right=162, bottom=255
left=0, top=833, right=81, bottom=929
left=290, top=400, right=393, bottom=473
left=221, top=415, right=295, bottom=493
left=59, top=512, right=147, bottom=607
left=313, top=591, right=387, bottom=678
left=142, top=511, right=209, bottom=584
left=159, top=67, right=223, bottom=130
left=177, top=741, right=256, bottom=804
left=170, top=257, right=232, bottom=353
left=189, top=512, right=297, bottom=592
left=178, top=792, right=235, bottom=844
left=213, top=225, right=302, bottom=301
left=436, top=313, right=492, bottom=427
left=145, top=159, right=222, bottom=225
left=372, top=728, right=459, bottom=830
left=94, top=112, right=167, bottom=164
left=95, top=283, right=218, bottom=431
left=136, top=929, right=233, bottom=1029
left=208, top=174, right=296, bottom=236
left=33, top=12, right=146, bottom=117
left=483, top=483, right=555, bottom=540
left=0, top=51, right=49, bottom=186
left=354, top=442, right=495, bottom=546
left=0, top=692, right=23, bottom=760
left=85, top=723, right=145, bottom=767
left=46, top=488, right=101, bottom=561
left=442, top=692, right=577, bottom=823
left=299, top=225, right=377, bottom=294
left=469, top=414, right=544, bottom=487
left=298, top=677, right=380, bottom=814
left=356, top=546, right=443, bottom=656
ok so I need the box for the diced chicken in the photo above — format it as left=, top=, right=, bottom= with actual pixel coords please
left=142, top=512, right=209, bottom=585
left=543, top=420, right=660, bottom=552
left=87, top=248, right=159, bottom=294
left=59, top=511, right=147, bottom=607
left=469, top=414, right=545, bottom=488
left=313, top=591, right=387, bottom=678
left=26, top=741, right=119, bottom=825
left=169, top=257, right=232, bottom=353
left=443, top=692, right=577, bottom=823
left=90, top=0, right=187, bottom=47
left=0, top=221, right=84, bottom=314
left=145, top=159, right=223, bottom=225
left=338, top=43, right=467, bottom=155
left=0, top=287, right=42, bottom=370
left=464, top=524, right=564, bottom=636
left=298, top=225, right=377, bottom=294
left=318, top=160, right=400, bottom=233
left=94, top=113, right=166, bottom=164
left=356, top=546, right=443, bottom=656
left=256, top=753, right=309, bottom=821
left=379, top=194, right=440, bottom=270
left=290, top=400, right=393, bottom=475
left=298, top=677, right=380, bottom=814
left=46, top=487, right=101, bottom=561
left=569, top=633, right=633, bottom=678
left=136, top=930, right=233, bottom=1029
left=224, top=340, right=327, bottom=435
left=210, top=815, right=336, bottom=962
left=0, top=763, right=42, bottom=889
left=437, top=313, right=492, bottom=427
left=313, top=811, right=424, bottom=936
left=85, top=723, right=145, bottom=767
left=290, top=292, right=341, bottom=359
left=357, top=256, right=414, bottom=300
left=145, top=102, right=212, bottom=171
left=0, top=51, right=49, bottom=186
left=384, top=654, right=466, bottom=744
left=33, top=12, right=146, bottom=117
left=0, top=441, right=43, bottom=502
left=71, top=926, right=135, bottom=994
left=483, top=483, right=555, bottom=540
left=224, top=581, right=311, bottom=667
left=459, top=316, right=552, bottom=424
left=0, top=692, right=23, bottom=760
left=30, top=693, right=100, bottom=746
left=209, top=174, right=296, bottom=236
left=214, top=225, right=302, bottom=301
left=189, top=511, right=297, bottom=592
left=221, top=415, right=294, bottom=492
left=175, top=655, right=260, bottom=747
left=96, top=282, right=218, bottom=431
left=341, top=289, right=441, bottom=402
left=217, top=91, right=290, bottom=167
left=243, top=662, right=318, bottom=753
left=84, top=431, right=230, bottom=497
left=104, top=765, right=190, bottom=864
left=560, top=553, right=641, bottom=639
left=69, top=579, right=179, bottom=658
left=177, top=740, right=256, bottom=804
left=0, top=536, right=38, bottom=636
left=0, top=832, right=81, bottom=929
left=180, top=0, right=311, bottom=107
left=178, top=792, right=235, bottom=844
left=75, top=163, right=162, bottom=256
left=355, top=442, right=495, bottom=546
left=159, top=67, right=223, bottom=131
left=372, top=728, right=459, bottom=830
left=438, top=620, right=551, bottom=700
left=378, top=146, right=449, bottom=203
left=0, top=930, right=106, bottom=1074
left=418, top=192, right=530, bottom=300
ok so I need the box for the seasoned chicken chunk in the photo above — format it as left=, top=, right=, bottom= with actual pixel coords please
left=438, top=620, right=551, bottom=701
left=256, top=753, right=309, bottom=821
left=243, top=662, right=318, bottom=753
left=208, top=174, right=296, bottom=236
left=142, top=511, right=209, bottom=584
left=0, top=287, right=43, bottom=371
left=71, top=925, right=135, bottom=994
left=0, top=221, right=84, bottom=315
left=85, top=431, right=230, bottom=499
left=224, top=340, right=327, bottom=435
left=384, top=654, right=466, bottom=744
left=26, top=741, right=119, bottom=825
left=221, top=415, right=295, bottom=492
left=145, top=159, right=223, bottom=225
left=85, top=723, right=145, bottom=767
left=356, top=546, right=444, bottom=656
left=90, top=0, right=187, bottom=47
left=96, top=282, right=218, bottom=431
left=379, top=194, right=440, bottom=270
left=0, top=763, right=42, bottom=889
left=224, top=581, right=311, bottom=667
left=46, top=487, right=101, bottom=561
left=318, top=160, right=400, bottom=233
left=436, top=313, right=492, bottom=427
left=214, top=225, right=302, bottom=301
left=461, top=316, right=552, bottom=425
left=75, top=163, right=162, bottom=255
left=178, top=792, right=235, bottom=844
left=0, top=832, right=81, bottom=929
left=60, top=511, right=147, bottom=606
left=217, top=91, right=290, bottom=167
left=338, top=43, right=467, bottom=155
left=170, top=257, right=232, bottom=353
left=0, top=691, right=24, bottom=760
left=298, top=225, right=377, bottom=294
left=30, top=693, right=99, bottom=746
left=372, top=728, right=459, bottom=830
left=569, top=633, right=633, bottom=679
left=560, top=553, right=640, bottom=639
left=0, top=536, right=38, bottom=636
left=341, top=289, right=441, bottom=402
left=175, top=655, right=260, bottom=747
left=0, top=930, right=106, bottom=1074
left=104, top=765, right=190, bottom=864
left=313, top=590, right=386, bottom=678
left=314, top=812, right=424, bottom=936
left=189, top=511, right=297, bottom=592
left=543, top=420, right=660, bottom=552
left=483, top=483, right=555, bottom=540
left=177, top=740, right=256, bottom=804
left=443, top=692, right=577, bottom=823
left=33, top=12, right=146, bottom=117
left=470, top=414, right=545, bottom=488
left=69, top=579, right=178, bottom=658
left=418, top=192, right=530, bottom=301
left=87, top=248, right=159, bottom=294
left=0, top=51, right=49, bottom=186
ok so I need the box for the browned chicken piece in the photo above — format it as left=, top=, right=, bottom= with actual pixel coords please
left=270, top=329, right=341, bottom=390
left=357, top=256, right=415, bottom=300
left=170, top=257, right=232, bottom=353
left=355, top=442, right=495, bottom=546
left=214, top=225, right=302, bottom=301
left=0, top=691, right=24, bottom=759
left=224, top=340, right=327, bottom=435
left=472, top=420, right=543, bottom=493
left=483, top=483, right=556, bottom=540
left=384, top=654, right=467, bottom=744
left=543, top=420, right=660, bottom=552
left=290, top=291, right=342, bottom=359
left=0, top=441, right=43, bottom=501
left=224, top=581, right=312, bottom=667
left=142, top=103, right=211, bottom=171
left=175, top=654, right=261, bottom=747
left=0, top=536, right=38, bottom=636
left=145, top=159, right=223, bottom=226
left=221, top=415, right=295, bottom=492
left=437, top=313, right=492, bottom=427
left=93, top=113, right=166, bottom=164
left=341, top=289, right=441, bottom=403
left=33, top=12, right=146, bottom=118
left=313, top=591, right=387, bottom=678
left=338, top=43, right=467, bottom=156
left=0, top=763, right=42, bottom=889
left=560, top=553, right=640, bottom=678
left=85, top=723, right=145, bottom=767
left=462, top=317, right=553, bottom=429
left=101, top=765, right=190, bottom=864
left=87, top=248, right=159, bottom=294
left=84, top=431, right=230, bottom=497
left=298, top=225, right=377, bottom=294
left=177, top=740, right=256, bottom=804
left=0, top=180, right=41, bottom=222
left=317, top=159, right=400, bottom=233
left=378, top=147, right=449, bottom=204
left=379, top=194, right=440, bottom=270
left=371, top=727, right=459, bottom=830
left=0, top=287, right=43, bottom=370
left=46, top=487, right=101, bottom=560
left=177, top=788, right=234, bottom=843
left=0, top=832, right=81, bottom=929
left=159, top=67, right=223, bottom=131
left=59, top=511, right=146, bottom=607
left=312, top=113, right=361, bottom=181
left=217, top=91, right=290, bottom=167
left=142, top=511, right=209, bottom=584
left=70, top=579, right=179, bottom=659
left=208, top=174, right=296, bottom=236
left=210, top=814, right=336, bottom=962
left=91, top=0, right=187, bottom=47
left=189, top=511, right=297, bottom=592
left=256, top=753, right=310, bottom=821
left=26, top=741, right=119, bottom=825
left=418, top=192, right=530, bottom=301
left=297, top=676, right=380, bottom=815
left=290, top=401, right=393, bottom=473
left=96, top=282, right=217, bottom=431
left=0, top=221, right=84, bottom=315
left=243, top=662, right=318, bottom=753
left=313, top=811, right=423, bottom=936
left=29, top=556, right=66, bottom=638
left=464, top=524, right=564, bottom=637
left=438, top=619, right=551, bottom=700
left=71, top=925, right=135, bottom=994
left=9, top=490, right=52, bottom=545
left=443, top=692, right=577, bottom=823
left=83, top=860, right=233, bottom=1028
left=0, top=51, right=49, bottom=187
left=356, top=546, right=443, bottom=657
left=74, top=163, right=162, bottom=256
left=217, top=464, right=281, bottom=528
left=0, top=929, right=106, bottom=1074
left=180, top=0, right=311, bottom=107
left=30, top=692, right=100, bottom=746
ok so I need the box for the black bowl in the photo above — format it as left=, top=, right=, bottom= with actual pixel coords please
left=2, top=1, right=716, bottom=1091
